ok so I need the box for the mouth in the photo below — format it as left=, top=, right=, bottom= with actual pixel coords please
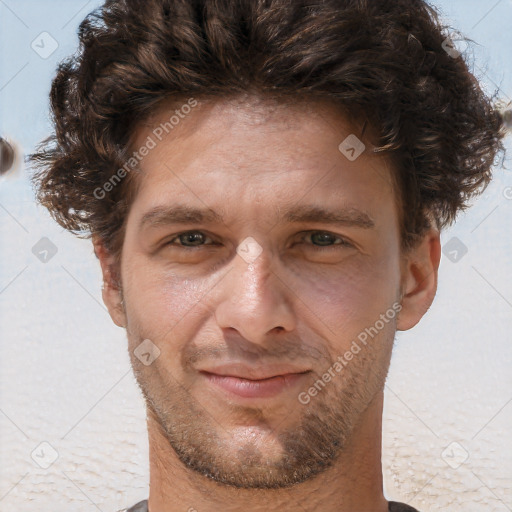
left=199, top=368, right=311, bottom=400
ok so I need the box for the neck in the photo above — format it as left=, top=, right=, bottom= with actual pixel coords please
left=147, top=391, right=388, bottom=512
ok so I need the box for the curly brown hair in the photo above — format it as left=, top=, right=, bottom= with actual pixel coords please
left=29, top=0, right=507, bottom=258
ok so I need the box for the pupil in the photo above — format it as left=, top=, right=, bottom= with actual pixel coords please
left=183, top=233, right=203, bottom=245
left=313, top=232, right=333, bottom=246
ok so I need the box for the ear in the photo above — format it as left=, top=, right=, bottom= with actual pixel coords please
left=396, top=229, right=441, bottom=331
left=93, top=236, right=127, bottom=328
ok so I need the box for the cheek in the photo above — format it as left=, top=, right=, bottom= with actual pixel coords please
left=287, top=252, right=400, bottom=338
left=122, top=258, right=213, bottom=346
left=121, top=237, right=401, bottom=359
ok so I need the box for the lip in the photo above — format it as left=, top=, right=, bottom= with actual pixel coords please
left=199, top=367, right=311, bottom=399
left=198, top=363, right=311, bottom=381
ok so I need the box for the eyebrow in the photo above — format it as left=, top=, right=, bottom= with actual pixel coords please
left=138, top=204, right=376, bottom=231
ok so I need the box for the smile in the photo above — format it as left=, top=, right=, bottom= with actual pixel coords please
left=199, top=370, right=311, bottom=399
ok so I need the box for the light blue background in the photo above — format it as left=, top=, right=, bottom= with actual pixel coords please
left=1, top=1, right=511, bottom=511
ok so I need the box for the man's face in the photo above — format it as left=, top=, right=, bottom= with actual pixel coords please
left=115, top=96, right=404, bottom=488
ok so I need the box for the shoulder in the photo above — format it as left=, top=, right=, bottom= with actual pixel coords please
left=388, top=501, right=421, bottom=512
left=120, top=499, right=417, bottom=511
left=119, top=499, right=148, bottom=512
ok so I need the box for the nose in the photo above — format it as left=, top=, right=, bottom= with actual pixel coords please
left=213, top=246, right=296, bottom=345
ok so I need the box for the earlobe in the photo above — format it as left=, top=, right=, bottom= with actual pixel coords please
left=92, top=236, right=127, bottom=328
left=396, top=229, right=441, bottom=331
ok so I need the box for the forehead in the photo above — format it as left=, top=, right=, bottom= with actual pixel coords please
left=127, top=94, right=396, bottom=225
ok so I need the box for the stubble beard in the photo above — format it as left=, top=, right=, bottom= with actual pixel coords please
left=132, top=338, right=392, bottom=490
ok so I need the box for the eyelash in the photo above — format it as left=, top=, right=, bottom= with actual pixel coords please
left=165, top=231, right=353, bottom=250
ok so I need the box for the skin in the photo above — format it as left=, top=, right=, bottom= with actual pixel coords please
left=94, top=94, right=441, bottom=512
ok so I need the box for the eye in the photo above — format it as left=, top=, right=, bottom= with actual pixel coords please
left=166, top=231, right=215, bottom=248
left=300, top=231, right=353, bottom=250
left=164, top=230, right=353, bottom=251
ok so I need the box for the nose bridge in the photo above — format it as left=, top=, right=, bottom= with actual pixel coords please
left=214, top=241, right=295, bottom=342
